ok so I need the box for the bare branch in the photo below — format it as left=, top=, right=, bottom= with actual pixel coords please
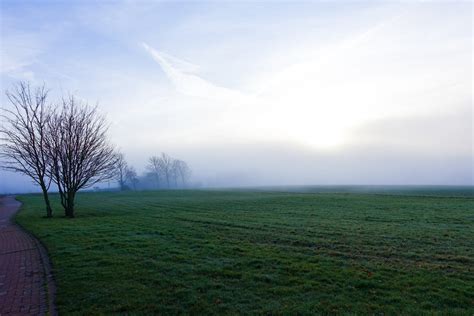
left=46, top=95, right=117, bottom=217
left=0, top=81, right=53, bottom=217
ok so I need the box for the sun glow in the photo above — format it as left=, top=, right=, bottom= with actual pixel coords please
left=140, top=3, right=469, bottom=151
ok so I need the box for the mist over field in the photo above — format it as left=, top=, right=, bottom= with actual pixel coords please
left=1, top=1, right=473, bottom=193
left=2, top=140, right=471, bottom=193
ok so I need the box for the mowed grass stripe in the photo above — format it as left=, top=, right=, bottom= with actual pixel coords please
left=174, top=213, right=473, bottom=271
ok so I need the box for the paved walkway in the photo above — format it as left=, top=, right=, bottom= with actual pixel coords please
left=0, top=196, right=55, bottom=315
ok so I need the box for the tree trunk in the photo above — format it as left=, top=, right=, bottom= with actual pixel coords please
left=39, top=182, right=53, bottom=218
left=65, top=191, right=75, bottom=218
left=42, top=189, right=53, bottom=218
left=155, top=175, right=160, bottom=189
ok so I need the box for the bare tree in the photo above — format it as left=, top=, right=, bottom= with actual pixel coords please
left=46, top=96, right=117, bottom=217
left=0, top=82, right=53, bottom=217
left=115, top=152, right=128, bottom=190
left=146, top=154, right=178, bottom=189
left=171, top=159, right=180, bottom=188
left=175, top=159, right=191, bottom=188
left=147, top=156, right=161, bottom=189
left=125, top=166, right=139, bottom=190
left=158, top=152, right=173, bottom=189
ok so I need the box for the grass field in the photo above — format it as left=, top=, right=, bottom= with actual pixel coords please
left=16, top=190, right=474, bottom=314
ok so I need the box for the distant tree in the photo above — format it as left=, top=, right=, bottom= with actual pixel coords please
left=171, top=159, right=180, bottom=188
left=46, top=96, right=117, bottom=217
left=140, top=172, right=158, bottom=190
left=170, top=159, right=191, bottom=188
left=147, top=156, right=162, bottom=189
left=115, top=152, right=128, bottom=190
left=125, top=166, right=139, bottom=190
left=133, top=158, right=191, bottom=191
left=175, top=159, right=191, bottom=188
left=0, top=82, right=54, bottom=217
left=158, top=153, right=173, bottom=189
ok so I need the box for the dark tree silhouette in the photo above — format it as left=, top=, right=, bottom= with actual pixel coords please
left=46, top=96, right=117, bottom=217
left=0, top=82, right=54, bottom=217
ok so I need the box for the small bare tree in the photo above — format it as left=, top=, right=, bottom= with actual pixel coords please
left=158, top=153, right=173, bottom=189
left=115, top=152, right=128, bottom=190
left=0, top=82, right=53, bottom=217
left=147, top=156, right=162, bottom=189
left=125, top=166, right=139, bottom=190
left=46, top=96, right=117, bottom=217
left=171, top=159, right=180, bottom=188
left=175, top=159, right=191, bottom=188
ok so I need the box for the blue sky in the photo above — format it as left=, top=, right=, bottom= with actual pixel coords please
left=0, top=1, right=472, bottom=192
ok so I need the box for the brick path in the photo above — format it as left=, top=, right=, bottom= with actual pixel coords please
left=0, top=196, right=56, bottom=315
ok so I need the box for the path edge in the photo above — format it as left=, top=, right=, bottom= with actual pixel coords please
left=13, top=197, right=58, bottom=316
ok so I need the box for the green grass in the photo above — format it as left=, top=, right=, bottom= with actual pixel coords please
left=16, top=190, right=474, bottom=314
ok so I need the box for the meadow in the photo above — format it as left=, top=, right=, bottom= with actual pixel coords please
left=16, top=189, right=474, bottom=314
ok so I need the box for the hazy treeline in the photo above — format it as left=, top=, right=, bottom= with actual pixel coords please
left=115, top=152, right=191, bottom=191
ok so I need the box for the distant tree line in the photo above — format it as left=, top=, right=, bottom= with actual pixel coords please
left=0, top=82, right=193, bottom=218
left=114, top=152, right=191, bottom=191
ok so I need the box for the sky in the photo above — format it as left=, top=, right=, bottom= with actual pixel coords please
left=0, top=0, right=472, bottom=193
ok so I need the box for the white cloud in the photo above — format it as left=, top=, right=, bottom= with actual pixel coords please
left=142, top=43, right=250, bottom=104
